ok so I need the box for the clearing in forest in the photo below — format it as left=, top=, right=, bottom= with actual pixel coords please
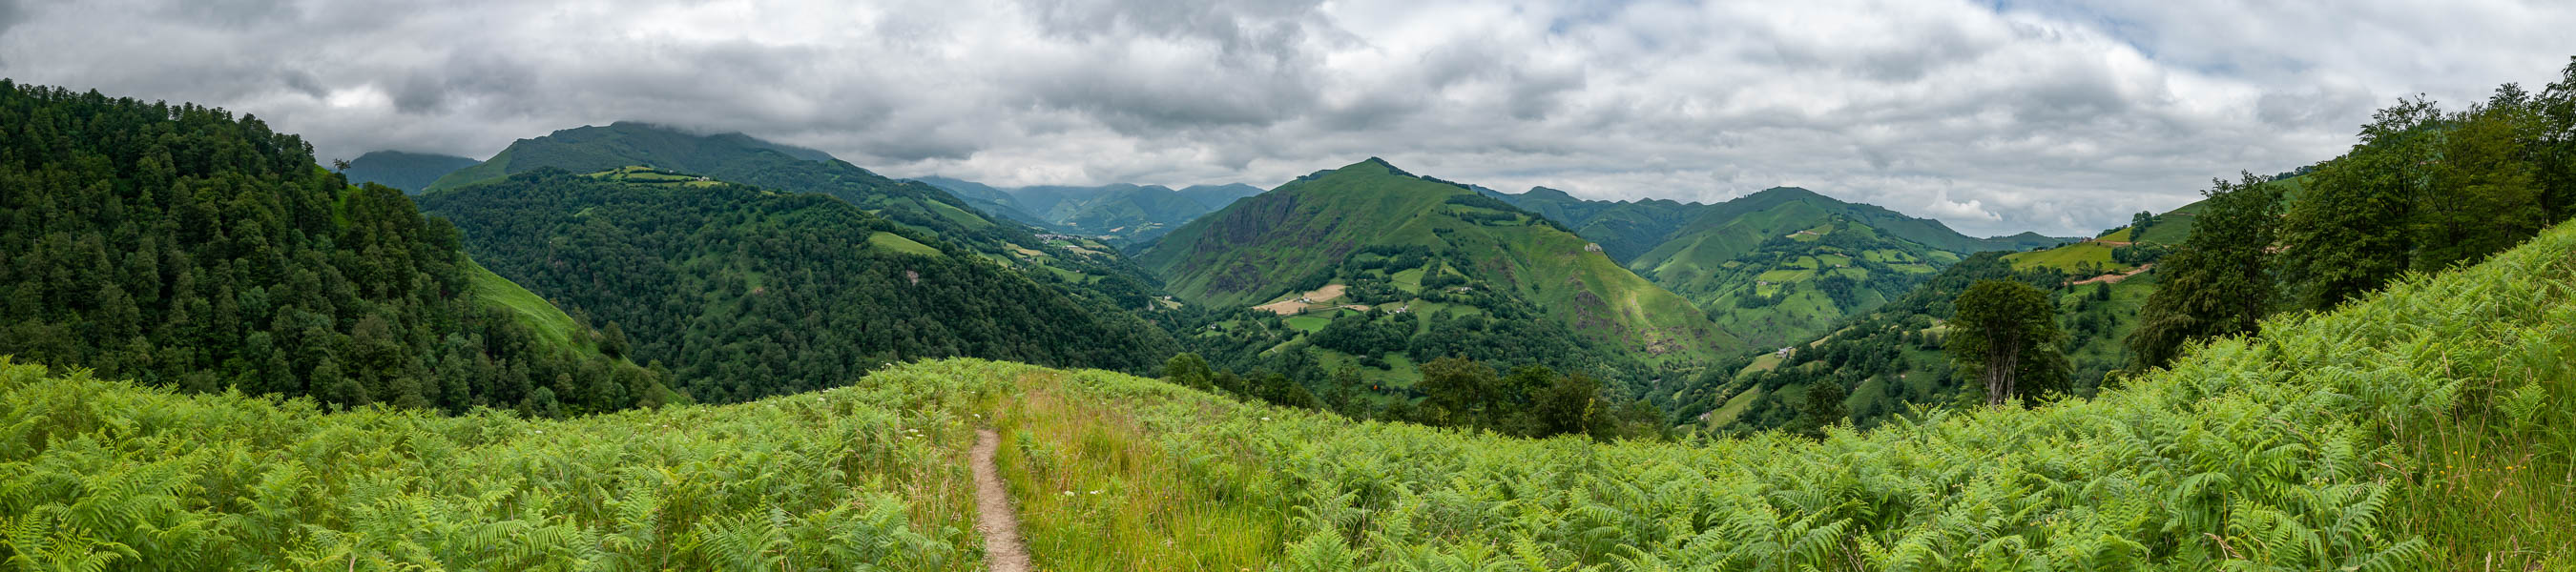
left=1253, top=283, right=1349, bottom=315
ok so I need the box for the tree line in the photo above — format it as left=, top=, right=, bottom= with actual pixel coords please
left=0, top=81, right=666, bottom=416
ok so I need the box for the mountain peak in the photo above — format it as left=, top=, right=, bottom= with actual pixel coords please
left=1523, top=186, right=1575, bottom=200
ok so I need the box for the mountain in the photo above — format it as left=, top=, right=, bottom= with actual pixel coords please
left=422, top=122, right=1169, bottom=310
left=1487, top=186, right=2073, bottom=348
left=339, top=150, right=481, bottom=193
left=1176, top=183, right=1265, bottom=210
left=1672, top=176, right=2297, bottom=433
left=911, top=174, right=1054, bottom=228
left=23, top=214, right=2567, bottom=567
left=0, top=81, right=665, bottom=414
left=418, top=166, right=1179, bottom=402
left=917, top=178, right=1267, bottom=244
left=1138, top=158, right=1739, bottom=392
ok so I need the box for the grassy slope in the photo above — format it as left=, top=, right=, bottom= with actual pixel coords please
left=1007, top=215, right=2576, bottom=569
left=464, top=257, right=593, bottom=353
left=1142, top=159, right=1736, bottom=361
left=8, top=217, right=2569, bottom=568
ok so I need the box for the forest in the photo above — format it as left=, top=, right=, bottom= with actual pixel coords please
left=418, top=169, right=1177, bottom=403
left=0, top=81, right=666, bottom=417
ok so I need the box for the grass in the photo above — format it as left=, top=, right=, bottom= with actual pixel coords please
left=869, top=231, right=944, bottom=256
left=2001, top=239, right=2130, bottom=273
left=1283, top=316, right=1332, bottom=333
left=464, top=257, right=591, bottom=353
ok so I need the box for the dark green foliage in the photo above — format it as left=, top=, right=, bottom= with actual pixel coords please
left=1403, top=357, right=1659, bottom=440
left=1163, top=353, right=1215, bottom=391
left=2129, top=173, right=2282, bottom=369
left=0, top=81, right=660, bottom=414
left=1797, top=378, right=1847, bottom=437
left=420, top=169, right=1176, bottom=402
left=428, top=122, right=1171, bottom=311
left=1949, top=280, right=2067, bottom=406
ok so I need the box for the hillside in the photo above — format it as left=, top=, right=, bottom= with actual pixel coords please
left=918, top=178, right=1266, bottom=245
left=12, top=215, right=2570, bottom=568
left=422, top=123, right=1169, bottom=310
left=1139, top=158, right=1737, bottom=394
left=910, top=174, right=1055, bottom=228
left=338, top=150, right=480, bottom=193
left=418, top=167, right=1177, bottom=402
left=1490, top=186, right=2070, bottom=349
left=1680, top=174, right=2297, bottom=433
left=0, top=81, right=662, bottom=414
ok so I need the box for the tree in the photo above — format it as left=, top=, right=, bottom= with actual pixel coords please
left=1417, top=356, right=1498, bottom=427
left=2128, top=173, right=2282, bottom=369
left=1527, top=371, right=1604, bottom=439
left=1948, top=280, right=2066, bottom=406
left=1161, top=353, right=1215, bottom=391
left=1797, top=379, right=1847, bottom=438
left=2280, top=96, right=2441, bottom=311
left=2417, top=93, right=2547, bottom=269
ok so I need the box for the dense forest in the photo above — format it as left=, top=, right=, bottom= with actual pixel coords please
left=0, top=81, right=665, bottom=415
left=426, top=122, right=1172, bottom=312
left=419, top=168, right=1178, bottom=402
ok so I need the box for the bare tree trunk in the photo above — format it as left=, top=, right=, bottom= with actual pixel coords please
left=1985, top=337, right=2021, bottom=406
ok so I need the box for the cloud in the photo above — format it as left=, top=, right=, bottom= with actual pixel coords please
left=0, top=0, right=2568, bottom=235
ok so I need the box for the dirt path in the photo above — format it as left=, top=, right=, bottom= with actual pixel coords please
left=2072, top=263, right=2153, bottom=286
left=971, top=429, right=1032, bottom=572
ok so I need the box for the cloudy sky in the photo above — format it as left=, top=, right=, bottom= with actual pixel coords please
left=3, top=0, right=2570, bottom=235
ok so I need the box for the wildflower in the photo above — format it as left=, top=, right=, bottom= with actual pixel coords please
left=1089, top=490, right=1102, bottom=495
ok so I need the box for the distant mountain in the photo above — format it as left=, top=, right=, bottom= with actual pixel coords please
left=1139, top=158, right=1739, bottom=392
left=420, top=167, right=1178, bottom=402
left=1489, top=185, right=2075, bottom=348
left=1176, top=183, right=1264, bottom=210
left=917, top=178, right=1267, bottom=245
left=340, top=150, right=481, bottom=194
left=911, top=175, right=1055, bottom=228
left=1672, top=176, right=2303, bottom=434
left=422, top=122, right=1169, bottom=310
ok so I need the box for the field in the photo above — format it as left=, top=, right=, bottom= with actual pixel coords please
left=9, top=219, right=2574, bottom=570
left=869, top=231, right=945, bottom=256
left=1255, top=284, right=1349, bottom=316
left=2001, top=239, right=2130, bottom=274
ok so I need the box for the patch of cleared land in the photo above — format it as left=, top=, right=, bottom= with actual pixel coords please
left=1254, top=283, right=1349, bottom=316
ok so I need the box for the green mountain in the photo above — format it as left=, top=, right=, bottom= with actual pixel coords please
left=1487, top=186, right=2071, bottom=349
left=910, top=174, right=1054, bottom=228
left=1139, top=158, right=1738, bottom=393
left=422, top=122, right=1170, bottom=309
left=916, top=178, right=1266, bottom=244
left=1176, top=183, right=1264, bottom=210
left=1676, top=176, right=2299, bottom=434
left=19, top=214, right=2567, bottom=567
left=418, top=166, right=1178, bottom=402
left=339, top=150, right=481, bottom=193
left=0, top=80, right=664, bottom=414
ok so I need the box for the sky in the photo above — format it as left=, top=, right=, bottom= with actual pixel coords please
left=2, top=0, right=2570, bottom=235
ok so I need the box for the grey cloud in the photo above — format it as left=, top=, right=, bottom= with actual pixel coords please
left=2, top=0, right=2566, bottom=236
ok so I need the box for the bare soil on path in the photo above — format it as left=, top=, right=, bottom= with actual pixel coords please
left=972, top=429, right=1032, bottom=572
